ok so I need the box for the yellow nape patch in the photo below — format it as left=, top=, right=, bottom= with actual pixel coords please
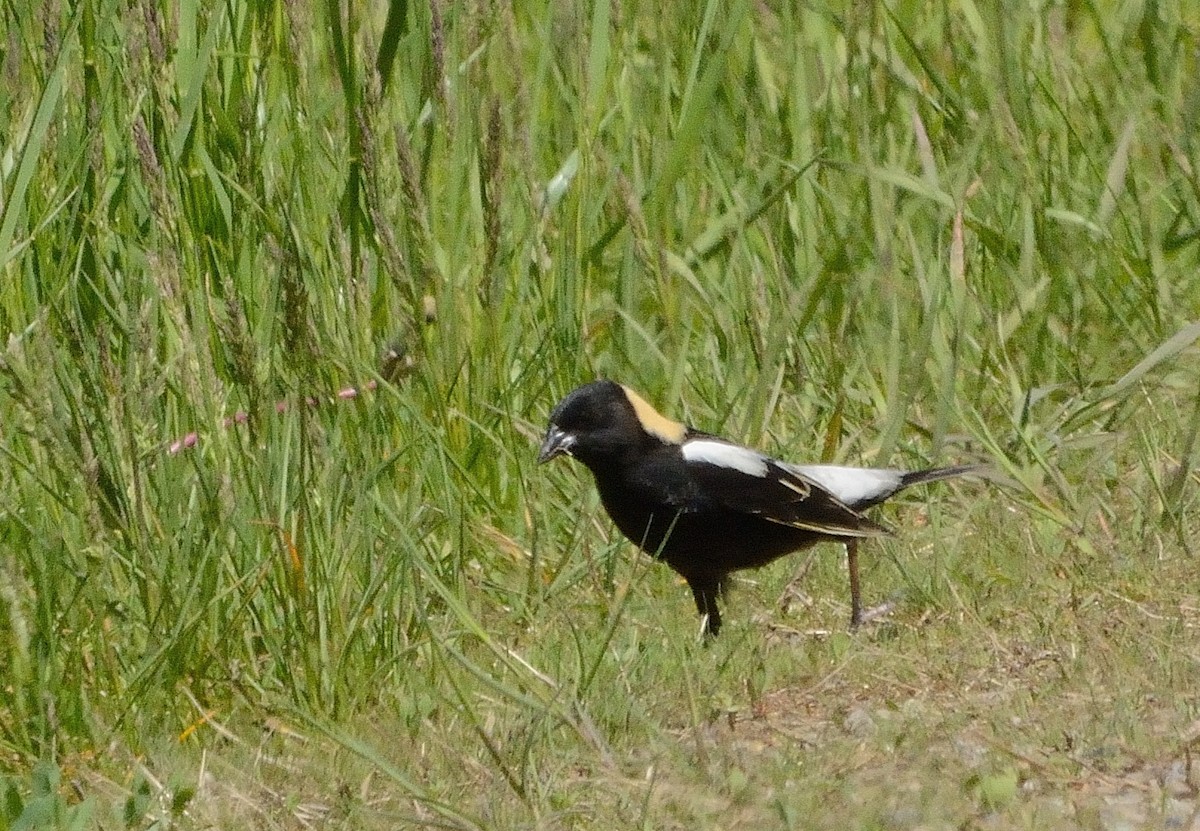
left=620, top=385, right=687, bottom=444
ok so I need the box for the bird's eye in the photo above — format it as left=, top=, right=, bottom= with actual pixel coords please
left=559, top=408, right=602, bottom=433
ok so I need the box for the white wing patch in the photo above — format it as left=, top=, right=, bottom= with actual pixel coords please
left=682, top=439, right=770, bottom=477
left=788, top=464, right=903, bottom=506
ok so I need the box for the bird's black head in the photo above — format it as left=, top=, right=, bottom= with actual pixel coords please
left=538, top=380, right=687, bottom=470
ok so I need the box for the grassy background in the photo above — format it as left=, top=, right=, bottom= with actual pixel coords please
left=2, top=0, right=1199, bottom=827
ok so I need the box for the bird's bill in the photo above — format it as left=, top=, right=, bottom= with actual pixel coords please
left=537, top=425, right=575, bottom=464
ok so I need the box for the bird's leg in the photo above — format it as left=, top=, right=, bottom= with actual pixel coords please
left=846, top=539, right=863, bottom=629
left=687, top=576, right=723, bottom=637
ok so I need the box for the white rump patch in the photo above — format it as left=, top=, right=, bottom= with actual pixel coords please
left=682, top=440, right=770, bottom=477
left=789, top=464, right=904, bottom=505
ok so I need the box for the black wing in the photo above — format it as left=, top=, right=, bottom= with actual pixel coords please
left=680, top=438, right=891, bottom=538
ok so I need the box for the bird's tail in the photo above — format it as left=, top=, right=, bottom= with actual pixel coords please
left=899, top=464, right=986, bottom=489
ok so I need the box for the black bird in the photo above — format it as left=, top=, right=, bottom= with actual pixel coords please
left=538, top=380, right=978, bottom=635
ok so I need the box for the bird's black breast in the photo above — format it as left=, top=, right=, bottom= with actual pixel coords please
left=589, top=449, right=697, bottom=548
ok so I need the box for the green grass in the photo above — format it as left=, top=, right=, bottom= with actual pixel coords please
left=2, top=0, right=1199, bottom=828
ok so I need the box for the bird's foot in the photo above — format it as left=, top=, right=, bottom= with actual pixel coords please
left=850, top=599, right=896, bottom=630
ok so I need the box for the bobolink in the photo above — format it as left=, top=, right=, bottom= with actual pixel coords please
left=539, top=380, right=979, bottom=635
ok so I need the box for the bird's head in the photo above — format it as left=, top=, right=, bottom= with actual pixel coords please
left=538, top=380, right=687, bottom=469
